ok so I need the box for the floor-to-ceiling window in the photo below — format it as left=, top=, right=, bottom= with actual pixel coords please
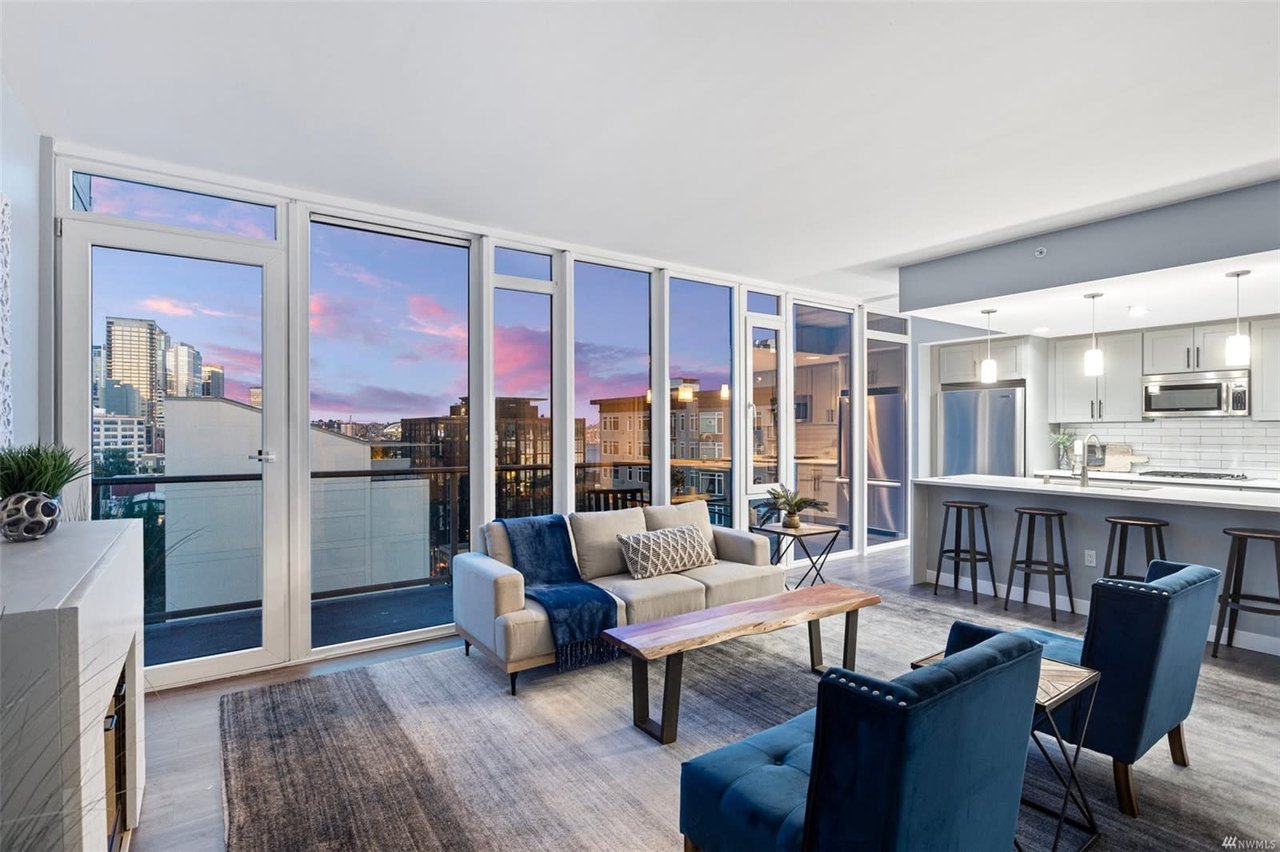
left=493, top=247, right=555, bottom=519
left=573, top=261, right=652, bottom=510
left=793, top=305, right=853, bottom=553
left=307, top=219, right=470, bottom=648
left=669, top=278, right=734, bottom=526
left=866, top=313, right=910, bottom=545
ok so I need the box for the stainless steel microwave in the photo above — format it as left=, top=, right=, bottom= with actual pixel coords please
left=1142, top=370, right=1249, bottom=418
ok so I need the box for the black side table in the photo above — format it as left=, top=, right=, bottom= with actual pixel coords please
left=750, top=522, right=842, bottom=588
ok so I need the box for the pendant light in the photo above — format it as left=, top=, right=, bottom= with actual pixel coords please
left=1083, top=293, right=1104, bottom=377
left=1225, top=270, right=1251, bottom=366
left=979, top=308, right=998, bottom=383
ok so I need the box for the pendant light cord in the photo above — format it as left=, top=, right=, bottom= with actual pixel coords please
left=1236, top=274, right=1242, bottom=335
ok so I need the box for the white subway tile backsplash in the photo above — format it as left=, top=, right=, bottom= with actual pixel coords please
left=1056, top=419, right=1279, bottom=475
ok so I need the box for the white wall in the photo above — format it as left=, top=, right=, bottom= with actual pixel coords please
left=1, top=75, right=41, bottom=445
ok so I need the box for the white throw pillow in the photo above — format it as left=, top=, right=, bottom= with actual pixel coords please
left=616, top=525, right=716, bottom=580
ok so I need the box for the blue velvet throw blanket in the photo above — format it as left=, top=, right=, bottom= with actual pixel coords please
left=499, top=515, right=621, bottom=672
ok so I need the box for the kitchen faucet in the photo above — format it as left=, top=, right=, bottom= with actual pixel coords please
left=1078, top=433, right=1103, bottom=487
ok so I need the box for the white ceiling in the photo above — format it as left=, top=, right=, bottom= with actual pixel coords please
left=3, top=2, right=1279, bottom=298
left=906, top=250, right=1280, bottom=338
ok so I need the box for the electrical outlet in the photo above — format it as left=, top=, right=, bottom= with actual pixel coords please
left=1084, top=549, right=1097, bottom=568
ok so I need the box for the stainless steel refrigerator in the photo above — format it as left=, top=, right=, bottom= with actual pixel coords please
left=937, top=383, right=1025, bottom=477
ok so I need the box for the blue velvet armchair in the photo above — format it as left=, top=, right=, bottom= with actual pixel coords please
left=1012, top=560, right=1220, bottom=818
left=680, top=623, right=1042, bottom=852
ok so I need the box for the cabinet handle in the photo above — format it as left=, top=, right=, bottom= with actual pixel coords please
left=1098, top=400, right=1103, bottom=419
left=1185, top=347, right=1191, bottom=369
left=1090, top=400, right=1095, bottom=420
left=1195, top=346, right=1200, bottom=368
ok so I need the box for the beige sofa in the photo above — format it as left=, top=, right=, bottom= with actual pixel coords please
left=452, top=500, right=782, bottom=693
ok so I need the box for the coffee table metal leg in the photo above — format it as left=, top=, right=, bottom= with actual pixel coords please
left=842, top=610, right=859, bottom=671
left=808, top=619, right=824, bottom=673
left=632, top=652, right=684, bottom=745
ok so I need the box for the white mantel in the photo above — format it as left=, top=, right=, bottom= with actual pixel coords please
left=0, top=520, right=146, bottom=850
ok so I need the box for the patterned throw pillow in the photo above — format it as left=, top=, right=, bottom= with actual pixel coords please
left=617, top=525, right=716, bottom=579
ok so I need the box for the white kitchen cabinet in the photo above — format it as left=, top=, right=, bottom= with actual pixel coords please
left=1195, top=322, right=1246, bottom=372
left=938, top=339, right=1023, bottom=384
left=1252, top=317, right=1280, bottom=421
left=938, top=343, right=979, bottom=384
left=1050, top=332, right=1142, bottom=423
left=1143, top=322, right=1246, bottom=374
left=1144, top=327, right=1194, bottom=374
left=1051, top=337, right=1097, bottom=422
left=1098, top=332, right=1143, bottom=422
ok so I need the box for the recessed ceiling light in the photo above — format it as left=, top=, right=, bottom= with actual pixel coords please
left=1033, top=327, right=1050, bottom=334
left=1128, top=305, right=1149, bottom=317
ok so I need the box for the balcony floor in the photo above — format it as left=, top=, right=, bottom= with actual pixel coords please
left=145, top=584, right=454, bottom=666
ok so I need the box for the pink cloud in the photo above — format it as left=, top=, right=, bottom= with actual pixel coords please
left=403, top=293, right=467, bottom=340
left=88, top=178, right=273, bottom=240
left=202, top=343, right=262, bottom=380
left=326, top=261, right=399, bottom=289
left=494, top=324, right=552, bottom=398
left=309, top=385, right=454, bottom=419
left=139, top=296, right=195, bottom=317
left=308, top=291, right=384, bottom=345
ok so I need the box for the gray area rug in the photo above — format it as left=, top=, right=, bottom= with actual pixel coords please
left=221, top=589, right=1279, bottom=851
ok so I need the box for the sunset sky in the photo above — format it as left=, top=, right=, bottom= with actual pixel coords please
left=88, top=176, right=733, bottom=427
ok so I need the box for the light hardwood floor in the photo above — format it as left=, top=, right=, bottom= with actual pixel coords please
left=130, top=545, right=1279, bottom=851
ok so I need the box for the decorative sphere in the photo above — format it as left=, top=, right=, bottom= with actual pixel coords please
left=0, top=491, right=62, bottom=543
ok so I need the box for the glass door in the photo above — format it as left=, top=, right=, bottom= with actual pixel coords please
left=60, top=220, right=289, bottom=686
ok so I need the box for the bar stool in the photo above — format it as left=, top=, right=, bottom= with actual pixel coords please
left=1004, top=507, right=1076, bottom=622
left=1102, top=516, right=1169, bottom=581
left=1212, top=527, right=1280, bottom=658
left=933, top=500, right=997, bottom=603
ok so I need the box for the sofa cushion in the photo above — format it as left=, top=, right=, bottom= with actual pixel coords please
left=569, top=508, right=648, bottom=580
left=590, top=572, right=706, bottom=623
left=618, top=526, right=715, bottom=579
left=679, top=560, right=785, bottom=608
left=495, top=595, right=627, bottom=663
left=483, top=521, right=515, bottom=566
left=644, top=501, right=717, bottom=555
left=680, top=709, right=814, bottom=852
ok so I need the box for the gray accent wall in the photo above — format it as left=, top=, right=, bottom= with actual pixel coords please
left=900, top=180, right=1280, bottom=311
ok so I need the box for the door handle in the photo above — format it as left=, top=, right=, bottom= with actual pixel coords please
left=248, top=450, right=277, bottom=463
left=1186, top=347, right=1190, bottom=369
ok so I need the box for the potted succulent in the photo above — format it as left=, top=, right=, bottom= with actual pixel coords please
left=1050, top=430, right=1077, bottom=471
left=765, top=484, right=829, bottom=529
left=0, top=444, right=90, bottom=542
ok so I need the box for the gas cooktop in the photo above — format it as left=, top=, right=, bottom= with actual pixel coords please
left=1138, top=470, right=1249, bottom=481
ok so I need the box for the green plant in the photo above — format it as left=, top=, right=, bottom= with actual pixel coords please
left=765, top=484, right=829, bottom=515
left=0, top=444, right=90, bottom=499
left=1050, top=430, right=1077, bottom=452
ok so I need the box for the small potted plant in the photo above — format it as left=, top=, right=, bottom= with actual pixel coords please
left=1050, top=431, right=1076, bottom=471
left=0, top=444, right=90, bottom=542
left=765, top=484, right=829, bottom=529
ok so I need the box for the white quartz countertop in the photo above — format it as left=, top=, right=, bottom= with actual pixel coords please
left=915, top=475, right=1280, bottom=513
left=1032, top=469, right=1280, bottom=491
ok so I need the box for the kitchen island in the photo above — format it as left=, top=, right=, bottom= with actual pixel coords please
left=911, top=475, right=1280, bottom=654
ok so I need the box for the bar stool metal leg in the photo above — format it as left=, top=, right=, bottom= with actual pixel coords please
left=1213, top=537, right=1240, bottom=657
left=1023, top=517, right=1036, bottom=605
left=967, top=508, right=979, bottom=604
left=980, top=507, right=997, bottom=597
left=1045, top=516, right=1059, bottom=622
left=1143, top=526, right=1156, bottom=575
left=952, top=510, right=962, bottom=589
left=933, top=505, right=951, bottom=595
left=1103, top=522, right=1118, bottom=579
left=1227, top=538, right=1248, bottom=647
left=1157, top=527, right=1167, bottom=561
left=1004, top=512, right=1024, bottom=611
left=1058, top=514, right=1076, bottom=614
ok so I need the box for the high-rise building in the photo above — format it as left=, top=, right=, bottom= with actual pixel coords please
left=166, top=342, right=204, bottom=398
left=105, top=317, right=167, bottom=449
left=91, top=413, right=148, bottom=466
left=100, top=378, right=143, bottom=417
left=91, top=344, right=106, bottom=409
left=201, top=364, right=225, bottom=398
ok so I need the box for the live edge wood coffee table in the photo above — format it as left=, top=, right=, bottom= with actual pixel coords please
left=602, top=585, right=881, bottom=745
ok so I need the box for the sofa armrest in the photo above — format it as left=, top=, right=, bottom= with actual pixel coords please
left=712, top=527, right=770, bottom=565
left=452, top=552, right=525, bottom=652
